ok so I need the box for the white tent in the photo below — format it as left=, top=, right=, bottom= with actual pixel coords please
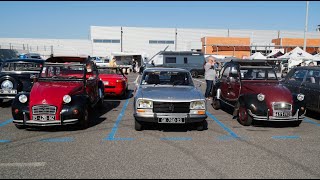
left=249, top=52, right=267, bottom=60
left=277, top=47, right=314, bottom=68
left=313, top=53, right=320, bottom=61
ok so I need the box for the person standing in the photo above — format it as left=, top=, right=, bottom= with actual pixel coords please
left=204, top=56, right=217, bottom=100
left=109, top=56, right=117, bottom=67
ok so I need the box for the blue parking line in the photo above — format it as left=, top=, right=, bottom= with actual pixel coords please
left=303, top=118, right=320, bottom=126
left=206, top=112, right=241, bottom=139
left=104, top=98, right=134, bottom=141
left=0, top=119, right=13, bottom=127
left=272, top=136, right=300, bottom=139
left=0, top=140, right=11, bottom=143
left=40, top=137, right=74, bottom=142
left=160, top=137, right=193, bottom=141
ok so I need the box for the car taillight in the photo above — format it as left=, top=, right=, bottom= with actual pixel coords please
left=116, top=79, right=125, bottom=83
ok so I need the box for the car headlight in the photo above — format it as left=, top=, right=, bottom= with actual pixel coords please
left=137, top=99, right=153, bottom=109
left=1, top=80, right=13, bottom=90
left=190, top=101, right=206, bottom=110
left=297, top=94, right=304, bottom=101
left=19, top=94, right=28, bottom=103
left=63, top=95, right=72, bottom=104
left=257, top=93, right=265, bottom=101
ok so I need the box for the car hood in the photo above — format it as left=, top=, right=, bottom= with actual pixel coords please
left=99, top=74, right=124, bottom=80
left=138, top=86, right=203, bottom=101
left=242, top=82, right=293, bottom=103
left=30, top=81, right=84, bottom=106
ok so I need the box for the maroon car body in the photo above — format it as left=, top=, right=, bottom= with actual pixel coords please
left=11, top=56, right=104, bottom=129
left=212, top=60, right=306, bottom=126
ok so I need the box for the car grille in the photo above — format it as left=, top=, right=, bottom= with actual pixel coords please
left=153, top=102, right=190, bottom=113
left=32, top=105, right=57, bottom=115
left=272, top=102, right=292, bottom=111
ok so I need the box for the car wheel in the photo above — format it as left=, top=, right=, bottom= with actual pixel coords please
left=212, top=98, right=221, bottom=110
left=291, top=120, right=302, bottom=127
left=0, top=99, right=3, bottom=106
left=237, top=102, right=253, bottom=126
left=191, top=70, right=198, bottom=78
left=196, top=120, right=208, bottom=131
left=135, top=119, right=143, bottom=131
left=78, top=107, right=89, bottom=129
left=122, top=87, right=128, bottom=99
left=14, top=124, right=26, bottom=129
left=97, top=88, right=104, bottom=108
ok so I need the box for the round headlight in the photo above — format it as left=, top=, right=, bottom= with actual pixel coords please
left=19, top=94, right=28, bottom=103
left=257, top=93, right=265, bottom=101
left=63, top=95, right=72, bottom=104
left=297, top=94, right=305, bottom=101
left=1, top=80, right=13, bottom=90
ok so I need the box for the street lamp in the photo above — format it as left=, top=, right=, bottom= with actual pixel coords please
left=303, top=1, right=309, bottom=51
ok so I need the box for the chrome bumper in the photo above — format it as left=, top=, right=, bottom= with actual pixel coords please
left=248, top=109, right=305, bottom=121
left=134, top=113, right=207, bottom=123
left=13, top=112, right=79, bottom=126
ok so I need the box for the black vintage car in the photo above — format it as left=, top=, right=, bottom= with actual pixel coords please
left=281, top=66, right=320, bottom=113
left=0, top=59, right=45, bottom=105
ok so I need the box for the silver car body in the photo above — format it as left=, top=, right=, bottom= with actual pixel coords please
left=133, top=68, right=207, bottom=124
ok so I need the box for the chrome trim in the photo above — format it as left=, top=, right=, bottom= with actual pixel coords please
left=248, top=109, right=304, bottom=121
left=272, top=102, right=292, bottom=111
left=32, top=105, right=56, bottom=115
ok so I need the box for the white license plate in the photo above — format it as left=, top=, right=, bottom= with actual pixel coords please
left=158, top=117, right=185, bottom=124
left=104, top=81, right=109, bottom=85
left=273, top=111, right=292, bottom=117
left=0, top=89, right=17, bottom=94
left=33, top=115, right=56, bottom=121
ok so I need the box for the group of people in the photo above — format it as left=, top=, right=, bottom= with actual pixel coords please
left=297, top=61, right=317, bottom=67
left=204, top=56, right=220, bottom=101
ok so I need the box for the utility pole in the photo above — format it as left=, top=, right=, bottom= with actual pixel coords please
left=303, top=1, right=309, bottom=51
left=175, top=28, right=177, bottom=51
left=121, top=27, right=123, bottom=52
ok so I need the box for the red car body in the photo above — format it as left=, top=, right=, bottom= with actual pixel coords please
left=97, top=67, right=128, bottom=97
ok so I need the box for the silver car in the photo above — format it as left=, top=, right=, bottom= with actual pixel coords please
left=133, top=68, right=207, bottom=131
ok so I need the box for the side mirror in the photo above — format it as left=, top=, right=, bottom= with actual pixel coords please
left=230, top=67, right=238, bottom=76
left=30, top=74, right=38, bottom=83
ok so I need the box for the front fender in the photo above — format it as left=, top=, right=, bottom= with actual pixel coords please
left=239, top=94, right=268, bottom=116
left=12, top=93, right=30, bottom=120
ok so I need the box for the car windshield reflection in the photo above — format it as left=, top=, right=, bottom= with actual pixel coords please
left=40, top=63, right=85, bottom=81
left=141, top=71, right=194, bottom=86
left=240, top=67, right=277, bottom=80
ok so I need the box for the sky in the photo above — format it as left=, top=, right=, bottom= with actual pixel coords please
left=0, top=1, right=319, bottom=39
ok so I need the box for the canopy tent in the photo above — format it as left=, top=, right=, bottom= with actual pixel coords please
left=267, top=51, right=284, bottom=58
left=277, top=47, right=314, bottom=68
left=313, top=53, right=320, bottom=61
left=248, top=52, right=267, bottom=60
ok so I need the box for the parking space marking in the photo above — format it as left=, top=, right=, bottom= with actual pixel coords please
left=0, top=140, right=11, bottom=143
left=104, top=98, right=134, bottom=141
left=160, top=137, right=193, bottom=141
left=303, top=118, right=320, bottom=126
left=0, top=119, right=13, bottom=127
left=0, top=162, right=46, bottom=167
left=193, top=79, right=205, bottom=84
left=272, top=136, right=300, bottom=139
left=40, top=137, right=74, bottom=142
left=206, top=112, right=241, bottom=140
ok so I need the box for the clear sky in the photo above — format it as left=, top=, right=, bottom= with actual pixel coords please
left=0, top=1, right=319, bottom=39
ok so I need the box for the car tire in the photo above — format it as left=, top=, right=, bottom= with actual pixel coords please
left=78, top=107, right=89, bottom=130
left=97, top=88, right=104, bottom=108
left=196, top=120, right=207, bottom=131
left=14, top=124, right=26, bottom=129
left=0, top=99, right=3, bottom=106
left=212, top=98, right=221, bottom=110
left=135, top=119, right=143, bottom=131
left=237, top=102, right=253, bottom=126
left=191, top=70, right=198, bottom=78
left=291, top=120, right=302, bottom=127
left=122, top=88, right=128, bottom=99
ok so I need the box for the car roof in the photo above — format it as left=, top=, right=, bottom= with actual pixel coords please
left=227, top=59, right=275, bottom=67
left=2, top=59, right=45, bottom=63
left=291, top=66, right=320, bottom=70
left=144, top=67, right=190, bottom=73
left=46, top=56, right=89, bottom=63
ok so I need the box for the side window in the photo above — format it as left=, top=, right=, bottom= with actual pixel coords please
left=184, top=57, right=188, bottom=64
left=222, top=66, right=231, bottom=78
left=306, top=70, right=320, bottom=85
left=165, top=57, right=176, bottom=64
left=229, top=66, right=239, bottom=78
left=288, top=69, right=308, bottom=82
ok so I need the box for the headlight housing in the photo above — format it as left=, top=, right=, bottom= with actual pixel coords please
left=257, top=93, right=265, bottom=101
left=19, top=94, right=28, bottom=103
left=63, top=95, right=72, bottom=104
left=297, top=94, right=305, bottom=101
left=190, top=101, right=206, bottom=110
left=137, top=99, right=153, bottom=109
left=1, top=80, right=13, bottom=90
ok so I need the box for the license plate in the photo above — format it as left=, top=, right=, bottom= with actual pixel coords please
left=33, top=115, right=56, bottom=121
left=158, top=117, right=185, bottom=124
left=0, top=89, right=17, bottom=94
left=104, top=81, right=109, bottom=85
left=273, top=111, right=292, bottom=117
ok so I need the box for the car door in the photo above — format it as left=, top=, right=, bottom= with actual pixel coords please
left=226, top=65, right=241, bottom=102
left=86, top=63, right=98, bottom=103
left=283, top=68, right=308, bottom=94
left=220, top=64, right=231, bottom=101
left=299, top=69, right=320, bottom=112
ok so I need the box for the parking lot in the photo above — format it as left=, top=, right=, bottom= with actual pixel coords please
left=0, top=73, right=320, bottom=179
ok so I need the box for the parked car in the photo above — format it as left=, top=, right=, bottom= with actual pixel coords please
left=211, top=60, right=306, bottom=126
left=281, top=66, right=320, bottom=113
left=97, top=66, right=128, bottom=98
left=11, top=56, right=105, bottom=129
left=133, top=68, right=207, bottom=131
left=0, top=59, right=44, bottom=105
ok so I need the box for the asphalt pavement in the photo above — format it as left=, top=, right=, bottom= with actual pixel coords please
left=0, top=73, right=320, bottom=179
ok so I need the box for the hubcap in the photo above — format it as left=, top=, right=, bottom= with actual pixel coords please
left=239, top=106, right=247, bottom=122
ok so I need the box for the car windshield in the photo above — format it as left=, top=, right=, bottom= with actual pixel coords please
left=141, top=71, right=193, bottom=86
left=1, top=62, right=42, bottom=72
left=98, top=67, right=122, bottom=75
left=40, top=63, right=85, bottom=81
left=240, top=67, right=277, bottom=80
